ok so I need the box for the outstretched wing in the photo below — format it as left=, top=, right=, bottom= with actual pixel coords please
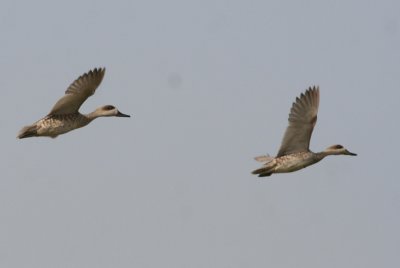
left=48, top=68, right=105, bottom=115
left=276, top=86, right=319, bottom=157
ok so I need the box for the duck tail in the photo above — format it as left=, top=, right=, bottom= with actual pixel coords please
left=252, top=155, right=275, bottom=177
left=251, top=167, right=271, bottom=176
left=251, top=163, right=275, bottom=177
left=17, top=125, right=38, bottom=139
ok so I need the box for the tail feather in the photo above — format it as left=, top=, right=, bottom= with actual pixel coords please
left=251, top=167, right=272, bottom=175
left=17, top=125, right=38, bottom=139
left=252, top=163, right=275, bottom=177
left=258, top=173, right=272, bottom=177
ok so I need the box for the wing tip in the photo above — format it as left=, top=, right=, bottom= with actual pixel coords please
left=88, top=67, right=106, bottom=78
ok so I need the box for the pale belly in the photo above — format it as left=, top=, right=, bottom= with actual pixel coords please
left=273, top=154, right=319, bottom=173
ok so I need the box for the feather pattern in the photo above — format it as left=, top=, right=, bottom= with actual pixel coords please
left=276, top=86, right=319, bottom=157
left=17, top=68, right=130, bottom=139
left=252, top=86, right=356, bottom=177
left=49, top=68, right=105, bottom=115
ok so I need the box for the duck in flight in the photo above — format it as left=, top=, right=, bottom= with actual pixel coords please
left=252, top=86, right=356, bottom=177
left=17, top=68, right=130, bottom=139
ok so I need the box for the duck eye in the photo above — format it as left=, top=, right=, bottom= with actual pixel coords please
left=335, top=145, right=343, bottom=149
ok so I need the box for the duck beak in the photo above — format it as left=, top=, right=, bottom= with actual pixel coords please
left=116, top=111, right=131, bottom=117
left=344, top=150, right=357, bottom=156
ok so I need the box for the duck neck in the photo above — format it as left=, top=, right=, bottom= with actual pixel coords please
left=315, top=150, right=335, bottom=160
left=85, top=112, right=101, bottom=122
left=315, top=151, right=331, bottom=161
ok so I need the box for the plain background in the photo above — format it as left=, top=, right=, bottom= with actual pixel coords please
left=1, top=0, right=399, bottom=267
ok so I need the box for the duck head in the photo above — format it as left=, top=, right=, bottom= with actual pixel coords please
left=324, top=144, right=357, bottom=156
left=94, top=105, right=130, bottom=118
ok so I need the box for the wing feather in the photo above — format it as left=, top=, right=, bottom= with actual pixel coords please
left=48, top=68, right=105, bottom=115
left=276, top=86, right=320, bottom=157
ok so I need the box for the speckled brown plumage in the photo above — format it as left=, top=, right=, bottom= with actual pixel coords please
left=252, top=86, right=356, bottom=177
left=18, top=68, right=130, bottom=139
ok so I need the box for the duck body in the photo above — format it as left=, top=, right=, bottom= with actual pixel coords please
left=252, top=86, right=356, bottom=177
left=18, top=114, right=92, bottom=138
left=252, top=152, right=324, bottom=177
left=17, top=68, right=130, bottom=139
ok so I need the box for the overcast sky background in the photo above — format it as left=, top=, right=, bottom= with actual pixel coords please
left=1, top=0, right=399, bottom=267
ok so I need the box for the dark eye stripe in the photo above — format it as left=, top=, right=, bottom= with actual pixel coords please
left=104, top=105, right=115, bottom=110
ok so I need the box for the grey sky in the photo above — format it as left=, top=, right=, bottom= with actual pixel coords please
left=1, top=0, right=399, bottom=267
